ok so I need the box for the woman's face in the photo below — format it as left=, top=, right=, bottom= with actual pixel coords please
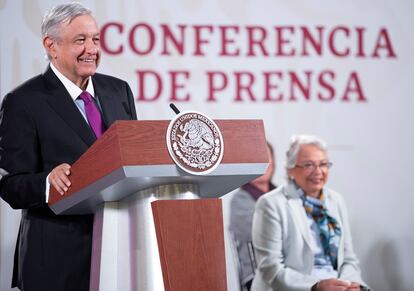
left=288, top=144, right=330, bottom=198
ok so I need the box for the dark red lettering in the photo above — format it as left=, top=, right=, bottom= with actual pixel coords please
left=289, top=71, right=312, bottom=101
left=371, top=28, right=397, bottom=58
left=129, top=23, right=155, bottom=55
left=193, top=25, right=214, bottom=56
left=342, top=71, right=367, bottom=102
left=160, top=24, right=186, bottom=56
left=329, top=26, right=350, bottom=57
left=275, top=26, right=295, bottom=56
left=318, top=71, right=335, bottom=101
left=263, top=71, right=283, bottom=101
left=234, top=71, right=256, bottom=102
left=219, top=25, right=240, bottom=56
left=100, top=22, right=123, bottom=55
left=206, top=71, right=228, bottom=102
left=169, top=71, right=190, bottom=101
left=355, top=27, right=366, bottom=57
left=247, top=26, right=269, bottom=57
left=301, top=26, right=324, bottom=56
left=136, top=70, right=162, bottom=101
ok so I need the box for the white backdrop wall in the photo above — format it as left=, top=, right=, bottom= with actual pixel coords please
left=1, top=1, right=413, bottom=290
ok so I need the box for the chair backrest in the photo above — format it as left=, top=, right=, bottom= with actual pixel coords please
left=247, top=241, right=257, bottom=273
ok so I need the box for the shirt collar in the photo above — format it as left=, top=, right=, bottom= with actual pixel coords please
left=50, top=62, right=95, bottom=101
left=242, top=182, right=276, bottom=201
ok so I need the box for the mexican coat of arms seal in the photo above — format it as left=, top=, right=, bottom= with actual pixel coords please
left=166, top=111, right=224, bottom=175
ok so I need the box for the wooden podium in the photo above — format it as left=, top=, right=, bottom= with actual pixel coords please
left=48, top=120, right=268, bottom=291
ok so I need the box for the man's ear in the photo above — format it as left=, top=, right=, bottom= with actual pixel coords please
left=43, top=36, right=56, bottom=59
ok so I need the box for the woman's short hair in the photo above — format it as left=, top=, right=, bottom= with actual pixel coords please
left=285, top=134, right=327, bottom=170
left=41, top=2, right=92, bottom=40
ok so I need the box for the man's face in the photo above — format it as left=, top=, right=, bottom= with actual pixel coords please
left=46, top=14, right=100, bottom=88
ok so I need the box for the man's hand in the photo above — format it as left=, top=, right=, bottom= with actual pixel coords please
left=48, top=163, right=71, bottom=195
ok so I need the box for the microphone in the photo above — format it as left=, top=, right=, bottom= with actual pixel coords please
left=169, top=103, right=180, bottom=115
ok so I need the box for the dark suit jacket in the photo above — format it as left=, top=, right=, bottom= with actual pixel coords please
left=0, top=66, right=137, bottom=291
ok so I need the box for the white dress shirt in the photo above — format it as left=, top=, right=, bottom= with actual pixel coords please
left=45, top=63, right=96, bottom=202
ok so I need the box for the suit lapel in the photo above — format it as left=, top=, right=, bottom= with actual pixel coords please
left=94, top=87, right=116, bottom=128
left=325, top=190, right=341, bottom=225
left=43, top=67, right=96, bottom=147
left=287, top=198, right=314, bottom=251
left=93, top=77, right=123, bottom=128
left=324, top=190, right=344, bottom=263
left=284, top=183, right=314, bottom=251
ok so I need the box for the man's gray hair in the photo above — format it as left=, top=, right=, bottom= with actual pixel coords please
left=41, top=2, right=92, bottom=39
left=285, top=134, right=328, bottom=170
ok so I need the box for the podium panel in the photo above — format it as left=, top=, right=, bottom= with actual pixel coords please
left=152, top=199, right=227, bottom=291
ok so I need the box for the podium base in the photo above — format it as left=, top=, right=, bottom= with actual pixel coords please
left=89, top=183, right=199, bottom=291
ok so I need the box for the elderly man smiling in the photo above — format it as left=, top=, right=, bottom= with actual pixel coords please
left=0, top=3, right=137, bottom=291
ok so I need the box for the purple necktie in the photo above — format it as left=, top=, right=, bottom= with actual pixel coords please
left=79, top=91, right=104, bottom=138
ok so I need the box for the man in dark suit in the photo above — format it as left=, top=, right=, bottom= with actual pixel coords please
left=0, top=3, right=137, bottom=291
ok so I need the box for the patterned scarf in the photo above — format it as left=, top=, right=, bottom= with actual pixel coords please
left=300, top=192, right=342, bottom=270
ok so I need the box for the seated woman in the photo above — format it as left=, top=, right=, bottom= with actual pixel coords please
left=251, top=135, right=370, bottom=291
